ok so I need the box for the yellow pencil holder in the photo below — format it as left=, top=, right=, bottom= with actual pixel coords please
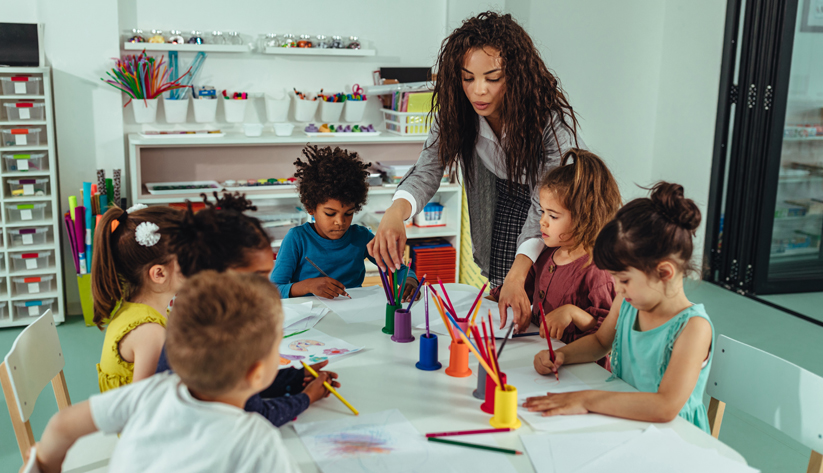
left=489, top=384, right=522, bottom=429
left=77, top=274, right=94, bottom=327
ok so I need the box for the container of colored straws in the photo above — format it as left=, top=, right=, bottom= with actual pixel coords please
left=378, top=265, right=410, bottom=335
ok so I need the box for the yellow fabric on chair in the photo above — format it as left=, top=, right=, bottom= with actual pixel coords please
left=97, top=302, right=166, bottom=393
left=458, top=186, right=489, bottom=290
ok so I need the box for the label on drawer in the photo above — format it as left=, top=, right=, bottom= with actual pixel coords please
left=28, top=283, right=40, bottom=293
left=20, top=209, right=32, bottom=220
left=25, top=258, right=37, bottom=269
left=15, top=135, right=27, bottom=146
left=23, top=184, right=34, bottom=195
left=17, top=159, right=29, bottom=171
left=22, top=234, right=33, bottom=244
left=19, top=108, right=30, bottom=119
left=14, top=83, right=25, bottom=94
left=28, top=305, right=39, bottom=316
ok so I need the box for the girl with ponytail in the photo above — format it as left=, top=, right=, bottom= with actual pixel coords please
left=93, top=204, right=183, bottom=392
left=490, top=148, right=621, bottom=360
left=526, top=182, right=716, bottom=432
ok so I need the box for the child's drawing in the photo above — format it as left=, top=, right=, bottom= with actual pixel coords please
left=289, top=339, right=325, bottom=352
left=323, top=432, right=394, bottom=457
left=278, top=329, right=362, bottom=370
left=323, top=347, right=349, bottom=356
left=309, top=355, right=328, bottom=363
left=280, top=354, right=305, bottom=365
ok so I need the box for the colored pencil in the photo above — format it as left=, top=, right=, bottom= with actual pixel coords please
left=469, top=299, right=482, bottom=327
left=430, top=286, right=456, bottom=343
left=427, top=437, right=522, bottom=455
left=426, top=428, right=512, bottom=438
left=398, top=265, right=409, bottom=303
left=378, top=267, right=392, bottom=304
left=512, top=331, right=540, bottom=338
left=539, top=304, right=559, bottom=380
left=455, top=329, right=500, bottom=388
left=405, top=274, right=426, bottom=311
left=304, top=257, right=351, bottom=298
left=465, top=282, right=488, bottom=322
left=301, top=362, right=358, bottom=416
left=496, top=324, right=517, bottom=358
left=445, top=310, right=479, bottom=353
left=437, top=278, right=458, bottom=320
left=424, top=284, right=430, bottom=337
left=471, top=325, right=487, bottom=360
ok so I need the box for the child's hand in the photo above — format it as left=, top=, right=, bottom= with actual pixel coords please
left=302, top=360, right=337, bottom=386
left=308, top=277, right=350, bottom=299
left=401, top=278, right=419, bottom=302
left=522, top=391, right=590, bottom=417
left=534, top=349, right=564, bottom=376
left=541, top=305, right=574, bottom=340
left=303, top=371, right=341, bottom=403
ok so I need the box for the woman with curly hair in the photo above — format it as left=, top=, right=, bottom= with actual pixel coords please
left=368, top=11, right=581, bottom=332
left=271, top=145, right=418, bottom=300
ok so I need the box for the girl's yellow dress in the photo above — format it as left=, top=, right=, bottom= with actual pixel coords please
left=96, top=302, right=166, bottom=392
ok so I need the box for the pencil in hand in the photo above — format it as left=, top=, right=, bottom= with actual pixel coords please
left=539, top=304, right=559, bottom=381
left=301, top=361, right=358, bottom=416
left=304, top=257, right=351, bottom=298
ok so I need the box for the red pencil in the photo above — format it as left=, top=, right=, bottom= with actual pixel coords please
left=426, top=428, right=512, bottom=438
left=539, top=304, right=559, bottom=380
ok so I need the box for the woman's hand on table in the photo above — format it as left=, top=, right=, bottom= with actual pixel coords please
left=497, top=254, right=534, bottom=331
left=523, top=390, right=591, bottom=417
left=368, top=200, right=411, bottom=272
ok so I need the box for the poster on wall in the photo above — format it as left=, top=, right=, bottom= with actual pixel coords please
left=801, top=0, right=823, bottom=32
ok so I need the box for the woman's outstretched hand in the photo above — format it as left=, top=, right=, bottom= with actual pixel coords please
left=367, top=200, right=412, bottom=272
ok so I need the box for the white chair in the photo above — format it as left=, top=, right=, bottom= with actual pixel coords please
left=0, top=310, right=117, bottom=472
left=707, top=335, right=823, bottom=473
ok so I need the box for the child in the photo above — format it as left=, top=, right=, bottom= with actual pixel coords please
left=157, top=192, right=339, bottom=428
left=93, top=204, right=183, bottom=393
left=25, top=272, right=300, bottom=473
left=525, top=182, right=715, bottom=431
left=491, top=149, right=620, bottom=357
left=271, top=145, right=418, bottom=300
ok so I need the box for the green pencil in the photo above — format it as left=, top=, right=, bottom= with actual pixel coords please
left=427, top=437, right=523, bottom=455
left=284, top=329, right=310, bottom=339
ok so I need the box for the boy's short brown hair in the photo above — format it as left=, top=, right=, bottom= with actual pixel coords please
left=166, top=271, right=283, bottom=396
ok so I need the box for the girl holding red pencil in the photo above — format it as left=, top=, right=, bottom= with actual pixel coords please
left=489, top=149, right=620, bottom=367
left=526, top=183, right=715, bottom=432
left=271, top=145, right=419, bottom=300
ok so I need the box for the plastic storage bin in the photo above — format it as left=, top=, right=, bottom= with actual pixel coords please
left=7, top=177, right=49, bottom=197
left=13, top=298, right=55, bottom=319
left=382, top=110, right=433, bottom=136
left=343, top=100, right=367, bottom=123
left=319, top=101, right=344, bottom=122
left=414, top=202, right=447, bottom=227
left=224, top=99, right=248, bottom=123
left=1, top=76, right=42, bottom=95
left=8, top=226, right=49, bottom=247
left=294, top=98, right=319, bottom=122
left=4, top=102, right=45, bottom=121
left=163, top=96, right=189, bottom=124
left=252, top=204, right=305, bottom=242
left=1, top=127, right=42, bottom=147
left=265, top=94, right=291, bottom=122
left=11, top=251, right=52, bottom=271
left=12, top=275, right=54, bottom=295
left=193, top=98, right=218, bottom=123
left=6, top=203, right=47, bottom=222
left=2, top=151, right=48, bottom=172
left=0, top=302, right=7, bottom=322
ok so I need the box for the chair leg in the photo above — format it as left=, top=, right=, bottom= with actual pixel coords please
left=707, top=397, right=725, bottom=439
left=52, top=370, right=71, bottom=410
left=0, top=362, right=35, bottom=460
left=808, top=450, right=823, bottom=473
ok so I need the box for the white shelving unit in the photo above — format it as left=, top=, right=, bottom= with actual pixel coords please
left=0, top=67, right=65, bottom=328
left=263, top=47, right=376, bottom=57
left=122, top=43, right=250, bottom=53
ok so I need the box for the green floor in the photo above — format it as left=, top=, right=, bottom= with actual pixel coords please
left=1, top=283, right=820, bottom=472
left=760, top=291, right=823, bottom=324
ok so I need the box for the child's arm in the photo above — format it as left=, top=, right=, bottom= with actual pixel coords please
left=119, top=322, right=166, bottom=383
left=533, top=295, right=621, bottom=375
left=33, top=401, right=97, bottom=473
left=525, top=316, right=713, bottom=423
left=272, top=230, right=347, bottom=299
left=541, top=282, right=613, bottom=339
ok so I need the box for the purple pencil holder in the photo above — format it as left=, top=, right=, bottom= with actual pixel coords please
left=391, top=308, right=415, bottom=343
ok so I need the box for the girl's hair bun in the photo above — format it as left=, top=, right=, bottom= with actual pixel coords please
left=649, top=182, right=701, bottom=234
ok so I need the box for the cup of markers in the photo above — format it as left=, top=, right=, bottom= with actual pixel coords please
left=318, top=92, right=345, bottom=122
left=343, top=85, right=367, bottom=122
left=293, top=88, right=319, bottom=122
left=222, top=90, right=249, bottom=123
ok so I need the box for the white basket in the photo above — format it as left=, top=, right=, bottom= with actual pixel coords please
left=265, top=94, right=291, bottom=122
left=7, top=226, right=49, bottom=247
left=294, top=98, right=319, bottom=122
left=132, top=98, right=159, bottom=124
left=7, top=177, right=49, bottom=197
left=319, top=101, right=344, bottom=122
left=382, top=110, right=433, bottom=136
left=163, top=96, right=189, bottom=124
left=223, top=100, right=248, bottom=123
left=12, top=275, right=53, bottom=295
left=11, top=250, right=52, bottom=271
left=273, top=123, right=295, bottom=136
left=193, top=99, right=219, bottom=123
left=343, top=100, right=367, bottom=123
left=6, top=203, right=47, bottom=222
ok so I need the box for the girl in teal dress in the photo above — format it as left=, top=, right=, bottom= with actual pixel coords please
left=524, top=182, right=715, bottom=432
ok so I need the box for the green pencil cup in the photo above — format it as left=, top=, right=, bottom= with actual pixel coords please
left=382, top=302, right=401, bottom=334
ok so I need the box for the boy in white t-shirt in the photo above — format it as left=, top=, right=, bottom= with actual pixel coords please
left=24, top=271, right=301, bottom=473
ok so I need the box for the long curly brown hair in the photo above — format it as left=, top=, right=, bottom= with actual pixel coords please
left=430, top=11, right=578, bottom=188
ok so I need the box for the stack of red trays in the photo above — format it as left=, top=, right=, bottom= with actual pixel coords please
left=410, top=239, right=455, bottom=283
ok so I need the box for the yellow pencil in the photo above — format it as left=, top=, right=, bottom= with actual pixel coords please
left=301, top=361, right=359, bottom=416
left=469, top=299, right=482, bottom=327
left=455, top=330, right=501, bottom=388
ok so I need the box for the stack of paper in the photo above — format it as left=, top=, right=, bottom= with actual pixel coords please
left=314, top=286, right=387, bottom=324
left=521, top=426, right=759, bottom=472
left=278, top=328, right=363, bottom=370
left=283, top=301, right=328, bottom=335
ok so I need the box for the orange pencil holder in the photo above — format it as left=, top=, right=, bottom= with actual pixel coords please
left=444, top=339, right=471, bottom=378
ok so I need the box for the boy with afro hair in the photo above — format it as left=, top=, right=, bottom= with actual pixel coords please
left=271, top=145, right=418, bottom=300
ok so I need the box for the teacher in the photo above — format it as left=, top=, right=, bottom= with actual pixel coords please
left=367, top=11, right=582, bottom=331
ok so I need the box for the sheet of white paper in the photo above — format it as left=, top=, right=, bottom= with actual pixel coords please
left=315, top=286, right=387, bottom=324
left=278, top=328, right=362, bottom=370
left=283, top=301, right=314, bottom=326
left=294, top=409, right=517, bottom=473
left=576, top=426, right=759, bottom=473
left=521, top=430, right=642, bottom=473
left=506, top=365, right=591, bottom=396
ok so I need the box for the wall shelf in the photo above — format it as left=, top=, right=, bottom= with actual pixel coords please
left=122, top=43, right=250, bottom=53
left=129, top=131, right=426, bottom=147
left=263, top=47, right=376, bottom=57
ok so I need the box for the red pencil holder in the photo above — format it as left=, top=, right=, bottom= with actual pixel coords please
left=481, top=372, right=506, bottom=414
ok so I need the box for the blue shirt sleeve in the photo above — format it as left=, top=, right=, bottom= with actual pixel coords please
left=270, top=227, right=301, bottom=298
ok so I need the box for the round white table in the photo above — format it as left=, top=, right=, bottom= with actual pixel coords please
left=280, top=285, right=746, bottom=472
